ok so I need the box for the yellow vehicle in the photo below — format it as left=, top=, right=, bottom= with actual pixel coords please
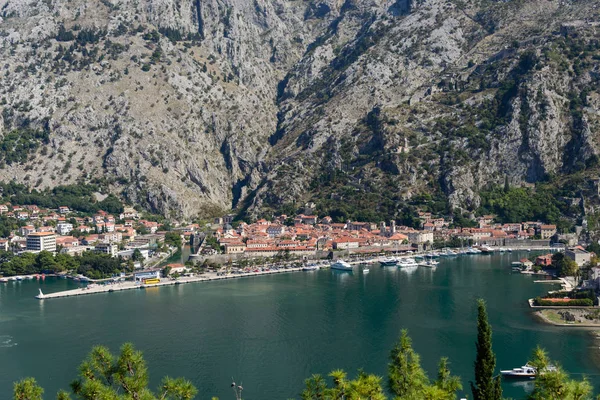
left=143, top=278, right=160, bottom=284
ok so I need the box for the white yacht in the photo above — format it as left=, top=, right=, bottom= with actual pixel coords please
left=331, top=260, right=353, bottom=271
left=398, top=258, right=419, bottom=268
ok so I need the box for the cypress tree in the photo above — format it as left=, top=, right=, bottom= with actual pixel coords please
left=471, top=299, right=502, bottom=400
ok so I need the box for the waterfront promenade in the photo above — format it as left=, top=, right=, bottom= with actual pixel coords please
left=36, top=267, right=305, bottom=300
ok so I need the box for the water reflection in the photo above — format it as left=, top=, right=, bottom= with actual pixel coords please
left=399, top=266, right=418, bottom=276
left=503, top=379, right=535, bottom=393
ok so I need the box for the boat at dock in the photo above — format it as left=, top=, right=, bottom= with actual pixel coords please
left=419, top=260, right=439, bottom=268
left=0, top=277, right=8, bottom=283
left=398, top=258, right=419, bottom=268
left=479, top=245, right=495, bottom=254
left=331, top=260, right=353, bottom=271
left=302, top=265, right=320, bottom=271
left=379, top=257, right=398, bottom=267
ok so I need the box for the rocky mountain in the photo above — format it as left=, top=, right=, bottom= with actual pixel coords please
left=0, top=0, right=599, bottom=221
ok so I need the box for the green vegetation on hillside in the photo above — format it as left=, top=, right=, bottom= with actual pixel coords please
left=0, top=250, right=125, bottom=278
left=478, top=182, right=582, bottom=230
left=0, top=128, right=49, bottom=166
left=0, top=183, right=124, bottom=215
left=0, top=215, right=25, bottom=238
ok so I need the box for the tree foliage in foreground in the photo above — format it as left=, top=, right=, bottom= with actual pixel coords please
left=14, top=343, right=197, bottom=400
left=301, top=329, right=462, bottom=400
left=528, top=346, right=593, bottom=400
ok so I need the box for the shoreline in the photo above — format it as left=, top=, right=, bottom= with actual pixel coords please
left=24, top=247, right=557, bottom=300
left=534, top=309, right=600, bottom=328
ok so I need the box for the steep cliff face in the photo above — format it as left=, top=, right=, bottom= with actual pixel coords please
left=0, top=0, right=599, bottom=219
left=0, top=0, right=340, bottom=217
left=249, top=0, right=600, bottom=219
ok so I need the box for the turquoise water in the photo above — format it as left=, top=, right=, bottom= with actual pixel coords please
left=1, top=252, right=599, bottom=399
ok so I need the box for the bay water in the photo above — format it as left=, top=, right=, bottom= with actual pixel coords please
left=1, top=252, right=599, bottom=399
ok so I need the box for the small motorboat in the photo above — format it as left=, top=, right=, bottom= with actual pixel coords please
left=363, top=268, right=370, bottom=274
left=501, top=364, right=555, bottom=379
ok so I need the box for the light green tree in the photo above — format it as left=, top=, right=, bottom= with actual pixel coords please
left=388, top=330, right=429, bottom=398
left=301, top=369, right=385, bottom=400
left=13, top=344, right=197, bottom=400
left=528, top=346, right=593, bottom=400
left=388, top=330, right=461, bottom=400
left=13, top=378, right=43, bottom=400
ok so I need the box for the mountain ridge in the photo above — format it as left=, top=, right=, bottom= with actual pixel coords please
left=0, top=0, right=599, bottom=224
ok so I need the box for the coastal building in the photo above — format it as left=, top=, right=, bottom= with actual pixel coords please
left=565, top=248, right=591, bottom=267
left=333, top=238, right=360, bottom=249
left=535, top=254, right=553, bottom=267
left=133, top=269, right=161, bottom=281
left=165, top=263, right=187, bottom=275
left=26, top=232, right=57, bottom=253
left=224, top=242, right=246, bottom=254
left=519, top=258, right=534, bottom=269
left=403, top=230, right=433, bottom=244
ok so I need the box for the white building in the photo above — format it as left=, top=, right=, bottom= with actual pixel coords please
left=26, top=232, right=57, bottom=253
left=56, top=223, right=74, bottom=236
left=95, top=243, right=118, bottom=257
left=403, top=230, right=434, bottom=244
